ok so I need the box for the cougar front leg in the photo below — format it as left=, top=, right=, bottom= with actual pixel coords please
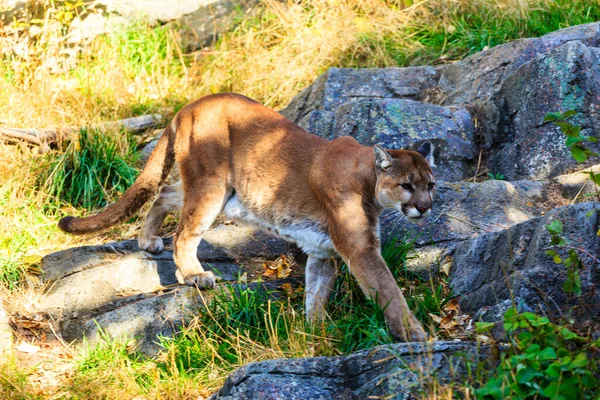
left=343, top=248, right=427, bottom=342
left=173, top=178, right=228, bottom=289
left=328, top=205, right=427, bottom=342
left=305, top=256, right=338, bottom=322
left=139, top=182, right=183, bottom=254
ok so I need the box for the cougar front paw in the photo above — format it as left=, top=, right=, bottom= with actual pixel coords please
left=138, top=236, right=164, bottom=254
left=180, top=271, right=217, bottom=289
left=390, top=316, right=428, bottom=343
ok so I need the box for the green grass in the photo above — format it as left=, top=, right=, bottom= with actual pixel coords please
left=353, top=0, right=600, bottom=67
left=160, top=237, right=453, bottom=377
left=0, top=359, right=38, bottom=400
left=60, top=237, right=453, bottom=396
left=34, top=128, right=140, bottom=211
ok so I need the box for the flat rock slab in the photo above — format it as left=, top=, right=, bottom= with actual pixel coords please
left=211, top=341, right=489, bottom=399
left=37, top=223, right=292, bottom=354
left=450, top=201, right=600, bottom=323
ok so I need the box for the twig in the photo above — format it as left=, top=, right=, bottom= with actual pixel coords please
left=472, top=149, right=483, bottom=183
left=0, top=114, right=163, bottom=146
left=0, top=127, right=44, bottom=146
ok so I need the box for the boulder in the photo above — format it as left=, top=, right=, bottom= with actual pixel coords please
left=318, top=99, right=475, bottom=181
left=95, top=0, right=257, bottom=50
left=280, top=67, right=439, bottom=124
left=449, top=201, right=600, bottom=323
left=482, top=41, right=600, bottom=180
left=176, top=0, right=258, bottom=51
left=383, top=179, right=549, bottom=258
left=96, top=0, right=223, bottom=25
left=210, top=341, right=490, bottom=399
left=438, top=22, right=600, bottom=106
left=37, top=223, right=292, bottom=355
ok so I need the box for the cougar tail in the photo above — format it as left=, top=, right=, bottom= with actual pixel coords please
left=58, top=123, right=176, bottom=234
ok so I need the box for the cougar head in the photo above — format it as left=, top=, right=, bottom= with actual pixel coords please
left=373, top=141, right=436, bottom=224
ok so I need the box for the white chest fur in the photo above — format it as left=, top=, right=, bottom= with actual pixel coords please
left=223, top=194, right=336, bottom=258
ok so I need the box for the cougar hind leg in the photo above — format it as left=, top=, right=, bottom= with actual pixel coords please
left=138, top=182, right=183, bottom=254
left=173, top=177, right=230, bottom=289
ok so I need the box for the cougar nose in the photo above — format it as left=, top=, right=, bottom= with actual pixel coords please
left=416, top=206, right=429, bottom=215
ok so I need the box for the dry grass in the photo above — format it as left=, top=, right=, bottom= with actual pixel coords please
left=1, top=0, right=599, bottom=397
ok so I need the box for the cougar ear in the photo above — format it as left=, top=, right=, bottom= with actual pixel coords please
left=417, top=141, right=435, bottom=167
left=374, top=145, right=393, bottom=171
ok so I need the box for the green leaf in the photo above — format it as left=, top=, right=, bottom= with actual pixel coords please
left=525, top=344, right=541, bottom=355
left=557, top=347, right=570, bottom=357
left=571, top=146, right=587, bottom=162
left=570, top=352, right=588, bottom=368
left=546, top=220, right=563, bottom=235
left=544, top=112, right=564, bottom=122
left=517, top=366, right=536, bottom=384
left=559, top=327, right=580, bottom=340
left=565, top=136, right=583, bottom=147
left=545, top=362, right=561, bottom=378
left=563, top=110, right=578, bottom=117
left=564, top=278, right=574, bottom=293
left=476, top=321, right=495, bottom=333
left=574, top=274, right=582, bottom=296
left=543, top=381, right=560, bottom=399
left=538, top=347, right=557, bottom=361
left=531, top=317, right=551, bottom=327
left=585, top=149, right=599, bottom=158
left=518, top=330, right=534, bottom=345
left=553, top=255, right=562, bottom=264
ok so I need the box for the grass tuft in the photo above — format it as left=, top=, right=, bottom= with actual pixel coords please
left=34, top=129, right=140, bottom=211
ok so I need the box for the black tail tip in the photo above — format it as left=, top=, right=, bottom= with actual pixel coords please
left=58, top=216, right=76, bottom=232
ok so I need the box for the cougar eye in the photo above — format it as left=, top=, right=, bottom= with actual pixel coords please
left=428, top=182, right=436, bottom=190
left=400, top=183, right=413, bottom=191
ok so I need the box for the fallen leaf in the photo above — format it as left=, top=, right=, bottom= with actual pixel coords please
left=440, top=256, right=452, bottom=276
left=16, top=341, right=40, bottom=354
left=262, top=255, right=294, bottom=279
left=444, top=298, right=459, bottom=313
left=280, top=283, right=293, bottom=297
left=428, top=313, right=443, bottom=324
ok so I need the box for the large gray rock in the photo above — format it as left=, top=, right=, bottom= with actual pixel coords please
left=449, top=202, right=600, bottom=323
left=317, top=99, right=475, bottom=181
left=482, top=41, right=600, bottom=180
left=97, top=0, right=226, bottom=25
left=383, top=179, right=548, bottom=250
left=280, top=67, right=439, bottom=124
left=176, top=0, right=258, bottom=51
left=37, top=223, right=292, bottom=355
left=211, top=341, right=490, bottom=399
left=438, top=23, right=600, bottom=106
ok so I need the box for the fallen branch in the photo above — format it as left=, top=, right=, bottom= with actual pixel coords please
left=0, top=114, right=163, bottom=146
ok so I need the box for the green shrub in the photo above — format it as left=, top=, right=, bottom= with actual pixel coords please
left=476, top=308, right=600, bottom=399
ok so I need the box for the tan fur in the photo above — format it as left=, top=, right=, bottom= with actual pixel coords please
left=58, top=93, right=437, bottom=342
